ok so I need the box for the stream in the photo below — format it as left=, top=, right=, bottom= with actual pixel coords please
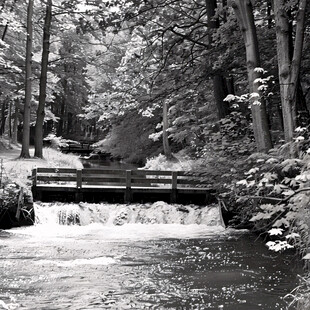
left=0, top=201, right=303, bottom=309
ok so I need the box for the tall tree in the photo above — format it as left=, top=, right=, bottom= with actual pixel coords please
left=20, top=0, right=33, bottom=158
left=206, top=0, right=230, bottom=119
left=34, top=0, right=52, bottom=158
left=273, top=0, right=308, bottom=142
left=162, top=99, right=172, bottom=159
left=232, top=0, right=272, bottom=152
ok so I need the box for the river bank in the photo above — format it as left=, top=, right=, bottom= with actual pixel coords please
left=0, top=140, right=82, bottom=229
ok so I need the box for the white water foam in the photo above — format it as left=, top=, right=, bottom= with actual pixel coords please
left=34, top=257, right=116, bottom=267
left=34, top=201, right=224, bottom=226
left=8, top=201, right=226, bottom=241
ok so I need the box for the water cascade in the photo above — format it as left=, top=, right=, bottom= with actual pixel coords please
left=1, top=201, right=302, bottom=309
left=34, top=201, right=224, bottom=227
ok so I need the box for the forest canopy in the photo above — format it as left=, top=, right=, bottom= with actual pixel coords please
left=0, top=0, right=309, bottom=162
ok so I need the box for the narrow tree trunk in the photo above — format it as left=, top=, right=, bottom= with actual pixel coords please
left=213, top=74, right=230, bottom=119
left=296, top=79, right=309, bottom=126
left=8, top=101, right=12, bottom=143
left=226, top=75, right=235, bottom=95
left=0, top=100, right=7, bottom=135
left=12, top=99, right=18, bottom=144
left=57, top=74, right=67, bottom=136
left=20, top=0, right=33, bottom=158
left=274, top=0, right=307, bottom=142
left=34, top=0, right=52, bottom=158
left=2, top=23, right=8, bottom=41
left=162, top=100, right=172, bottom=159
left=232, top=0, right=272, bottom=152
left=206, top=0, right=230, bottom=119
left=267, top=0, right=272, bottom=29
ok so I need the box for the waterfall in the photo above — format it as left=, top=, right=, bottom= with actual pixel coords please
left=34, top=201, right=224, bottom=227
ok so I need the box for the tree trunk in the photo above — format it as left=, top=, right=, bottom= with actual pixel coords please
left=296, top=79, right=309, bottom=126
left=206, top=0, right=230, bottom=119
left=20, top=0, right=33, bottom=158
left=57, top=69, right=67, bottom=136
left=213, top=74, right=230, bottom=119
left=2, top=23, right=8, bottom=41
left=232, top=0, right=272, bottom=152
left=34, top=0, right=52, bottom=158
left=162, top=100, right=172, bottom=159
left=273, top=0, right=307, bottom=142
left=7, top=101, right=12, bottom=143
left=0, top=100, right=7, bottom=135
left=12, top=99, right=19, bottom=144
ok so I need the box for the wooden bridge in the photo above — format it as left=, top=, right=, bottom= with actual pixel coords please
left=31, top=168, right=214, bottom=205
left=60, top=142, right=95, bottom=155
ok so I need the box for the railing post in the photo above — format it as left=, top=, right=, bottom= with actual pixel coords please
left=171, top=171, right=178, bottom=203
left=125, top=170, right=132, bottom=203
left=76, top=169, right=82, bottom=188
left=32, top=169, right=38, bottom=200
left=75, top=169, right=83, bottom=202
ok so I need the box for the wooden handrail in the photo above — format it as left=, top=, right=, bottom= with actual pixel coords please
left=31, top=168, right=213, bottom=204
left=33, top=168, right=209, bottom=190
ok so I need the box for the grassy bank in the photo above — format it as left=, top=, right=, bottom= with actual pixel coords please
left=1, top=143, right=82, bottom=191
left=0, top=140, right=83, bottom=229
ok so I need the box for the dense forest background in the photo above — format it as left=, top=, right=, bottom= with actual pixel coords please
left=1, top=0, right=309, bottom=163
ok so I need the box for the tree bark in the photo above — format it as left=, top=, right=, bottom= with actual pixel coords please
left=2, top=23, right=8, bottom=41
left=206, top=0, right=230, bottom=119
left=20, top=0, right=33, bottom=158
left=0, top=100, right=7, bottom=135
left=162, top=100, right=172, bottom=159
left=12, top=99, right=19, bottom=144
left=273, top=0, right=307, bottom=142
left=213, top=74, right=230, bottom=119
left=34, top=0, right=52, bottom=158
left=8, top=101, right=12, bottom=142
left=232, top=0, right=272, bottom=152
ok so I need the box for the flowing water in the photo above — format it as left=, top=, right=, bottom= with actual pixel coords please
left=0, top=202, right=302, bottom=309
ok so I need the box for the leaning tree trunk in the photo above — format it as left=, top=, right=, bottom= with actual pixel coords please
left=274, top=0, right=307, bottom=142
left=34, top=0, right=52, bottom=158
left=162, top=100, right=172, bottom=159
left=20, top=0, right=34, bottom=158
left=232, top=0, right=272, bottom=152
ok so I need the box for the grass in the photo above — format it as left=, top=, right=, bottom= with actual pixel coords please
left=143, top=152, right=195, bottom=171
left=1, top=146, right=83, bottom=191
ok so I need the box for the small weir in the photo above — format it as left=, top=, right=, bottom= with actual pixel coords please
left=0, top=201, right=303, bottom=309
left=34, top=201, right=223, bottom=227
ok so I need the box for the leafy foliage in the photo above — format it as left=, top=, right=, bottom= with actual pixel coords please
left=220, top=127, right=310, bottom=255
left=0, top=183, right=20, bottom=210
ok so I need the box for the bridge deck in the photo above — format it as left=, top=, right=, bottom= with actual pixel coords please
left=32, top=168, right=214, bottom=205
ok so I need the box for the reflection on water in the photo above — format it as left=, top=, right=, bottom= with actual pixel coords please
left=81, top=157, right=140, bottom=170
left=0, top=202, right=303, bottom=309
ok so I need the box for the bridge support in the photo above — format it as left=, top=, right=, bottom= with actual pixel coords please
left=124, top=170, right=132, bottom=203
left=75, top=191, right=83, bottom=203
left=170, top=171, right=178, bottom=203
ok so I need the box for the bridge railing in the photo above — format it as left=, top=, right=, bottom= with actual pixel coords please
left=32, top=168, right=208, bottom=189
left=31, top=168, right=213, bottom=203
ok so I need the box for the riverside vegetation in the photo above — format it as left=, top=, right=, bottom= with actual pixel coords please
left=2, top=133, right=310, bottom=307
left=1, top=0, right=310, bottom=307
